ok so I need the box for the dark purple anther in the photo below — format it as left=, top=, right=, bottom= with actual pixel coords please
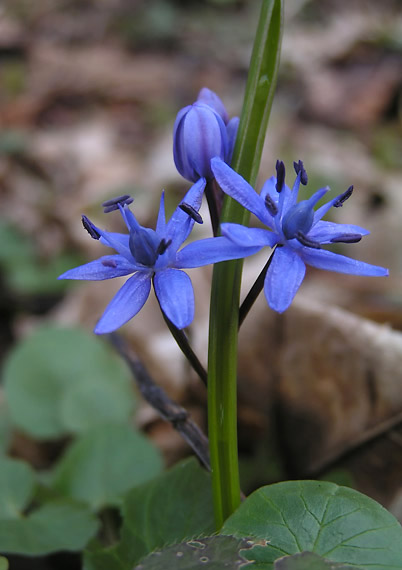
left=82, top=215, right=100, bottom=240
left=179, top=202, right=203, bottom=224
left=265, top=195, right=278, bottom=216
left=296, top=231, right=321, bottom=249
left=275, top=160, right=286, bottom=193
left=101, top=259, right=117, bottom=268
left=156, top=238, right=172, bottom=256
left=102, top=195, right=133, bottom=213
left=293, top=160, right=308, bottom=185
left=333, top=186, right=353, bottom=208
left=331, top=233, right=362, bottom=244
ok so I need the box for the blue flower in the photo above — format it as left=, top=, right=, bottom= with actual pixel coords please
left=59, top=178, right=259, bottom=333
left=173, top=88, right=239, bottom=182
left=211, top=157, right=389, bottom=313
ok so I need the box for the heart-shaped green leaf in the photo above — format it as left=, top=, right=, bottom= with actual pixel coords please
left=274, top=551, right=356, bottom=569
left=134, top=536, right=252, bottom=569
left=222, top=480, right=402, bottom=569
left=84, top=458, right=215, bottom=570
left=0, top=457, right=35, bottom=519
left=52, top=424, right=162, bottom=510
left=4, top=326, right=135, bottom=438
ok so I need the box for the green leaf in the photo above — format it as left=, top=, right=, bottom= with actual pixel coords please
left=133, top=536, right=252, bottom=569
left=274, top=552, right=356, bottom=570
left=3, top=326, right=135, bottom=438
left=84, top=458, right=215, bottom=570
left=0, top=457, right=35, bottom=519
left=52, top=424, right=163, bottom=510
left=0, top=500, right=99, bottom=555
left=222, top=480, right=402, bottom=569
left=0, top=556, right=8, bottom=570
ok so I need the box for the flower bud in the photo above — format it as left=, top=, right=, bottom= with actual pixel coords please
left=173, top=101, right=229, bottom=182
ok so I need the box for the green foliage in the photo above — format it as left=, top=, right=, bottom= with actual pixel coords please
left=84, top=458, right=215, bottom=569
left=0, top=457, right=98, bottom=555
left=0, top=221, right=82, bottom=295
left=273, top=552, right=355, bottom=569
left=52, top=424, right=163, bottom=510
left=222, top=480, right=402, bottom=569
left=3, top=326, right=136, bottom=438
left=133, top=536, right=252, bottom=569
left=0, top=557, right=8, bottom=570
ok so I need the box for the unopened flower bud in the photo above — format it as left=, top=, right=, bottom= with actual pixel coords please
left=173, top=102, right=229, bottom=182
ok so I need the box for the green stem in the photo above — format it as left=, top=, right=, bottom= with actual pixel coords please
left=238, top=246, right=277, bottom=328
left=207, top=0, right=283, bottom=529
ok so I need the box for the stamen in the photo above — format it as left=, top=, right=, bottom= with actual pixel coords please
left=296, top=230, right=321, bottom=249
left=101, top=259, right=117, bottom=268
left=293, top=160, right=308, bottom=185
left=102, top=194, right=133, bottom=213
left=331, top=233, right=362, bottom=243
left=333, top=185, right=353, bottom=208
left=275, top=160, right=286, bottom=193
left=156, top=238, right=172, bottom=256
left=265, top=195, right=278, bottom=216
left=179, top=202, right=203, bottom=224
left=82, top=215, right=100, bottom=240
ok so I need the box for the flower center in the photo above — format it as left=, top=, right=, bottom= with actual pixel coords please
left=282, top=200, right=314, bottom=240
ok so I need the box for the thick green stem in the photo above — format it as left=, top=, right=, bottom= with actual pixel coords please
left=207, top=0, right=283, bottom=529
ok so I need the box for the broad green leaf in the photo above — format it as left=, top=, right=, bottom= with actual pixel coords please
left=52, top=424, right=162, bottom=510
left=134, top=536, right=252, bottom=569
left=222, top=480, right=402, bottom=569
left=3, top=326, right=135, bottom=438
left=0, top=500, right=98, bottom=555
left=274, top=552, right=355, bottom=569
left=84, top=458, right=215, bottom=570
left=0, top=556, right=8, bottom=570
left=0, top=457, right=35, bottom=519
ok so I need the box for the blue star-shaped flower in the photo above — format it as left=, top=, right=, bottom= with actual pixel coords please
left=211, top=157, right=389, bottom=313
left=59, top=178, right=259, bottom=333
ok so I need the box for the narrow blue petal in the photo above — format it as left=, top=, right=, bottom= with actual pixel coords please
left=226, top=116, right=239, bottom=163
left=300, top=248, right=389, bottom=276
left=308, top=221, right=369, bottom=243
left=175, top=236, right=261, bottom=268
left=58, top=255, right=137, bottom=281
left=166, top=178, right=206, bottom=251
left=156, top=191, right=166, bottom=235
left=154, top=268, right=194, bottom=329
left=211, top=158, right=271, bottom=226
left=94, top=272, right=152, bottom=334
left=99, top=231, right=132, bottom=261
left=264, top=246, right=306, bottom=312
left=260, top=176, right=278, bottom=202
left=221, top=223, right=279, bottom=248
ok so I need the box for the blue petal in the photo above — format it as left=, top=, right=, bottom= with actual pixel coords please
left=153, top=268, right=194, bottom=329
left=99, top=231, right=132, bottom=261
left=300, top=248, right=389, bottom=276
left=264, top=246, right=306, bottom=312
left=197, top=87, right=229, bottom=123
left=226, top=116, right=239, bottom=163
left=175, top=236, right=261, bottom=268
left=166, top=178, right=206, bottom=251
left=156, top=191, right=166, bottom=235
left=58, top=255, right=137, bottom=281
left=221, top=223, right=279, bottom=247
left=308, top=221, right=369, bottom=243
left=94, top=272, right=152, bottom=334
left=211, top=158, right=272, bottom=226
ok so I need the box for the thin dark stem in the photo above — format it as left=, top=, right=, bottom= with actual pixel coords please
left=239, top=246, right=277, bottom=328
left=161, top=310, right=208, bottom=387
left=205, top=179, right=222, bottom=237
left=108, top=333, right=210, bottom=470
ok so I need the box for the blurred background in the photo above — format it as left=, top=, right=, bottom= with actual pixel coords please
left=1, top=0, right=402, bottom=537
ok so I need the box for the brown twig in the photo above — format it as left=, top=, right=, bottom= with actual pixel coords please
left=108, top=332, right=210, bottom=470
